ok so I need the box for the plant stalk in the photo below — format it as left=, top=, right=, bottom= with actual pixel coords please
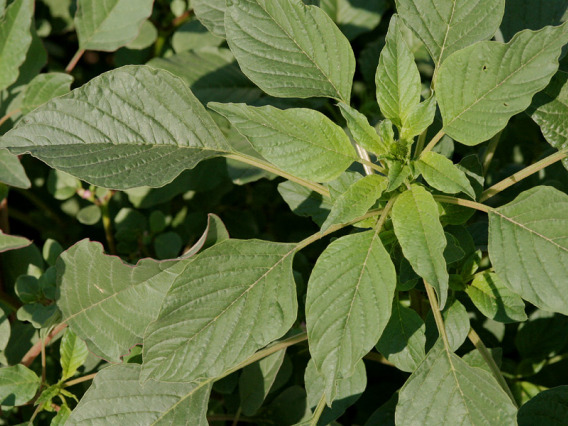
left=65, top=49, right=85, bottom=73
left=414, top=128, right=429, bottom=158
left=64, top=373, right=97, bottom=387
left=467, top=328, right=518, bottom=408
left=433, top=195, right=492, bottom=213
left=420, top=130, right=445, bottom=156
left=0, top=108, right=20, bottom=127
left=21, top=323, right=67, bottom=367
left=310, top=394, right=327, bottom=426
left=480, top=149, right=568, bottom=202
left=482, top=131, right=502, bottom=175
left=424, top=281, right=450, bottom=349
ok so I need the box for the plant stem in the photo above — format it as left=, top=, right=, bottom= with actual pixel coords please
left=224, top=153, right=330, bottom=197
left=420, top=130, right=445, bottom=156
left=41, top=337, right=46, bottom=384
left=467, top=328, right=518, bottom=408
left=355, top=143, right=373, bottom=175
left=433, top=195, right=492, bottom=213
left=21, top=323, right=67, bottom=367
left=424, top=281, right=450, bottom=349
left=480, top=149, right=568, bottom=202
left=360, top=157, right=385, bottom=174
left=0, top=108, right=20, bottom=127
left=65, top=49, right=85, bottom=73
left=414, top=128, right=428, bottom=158
left=363, top=351, right=395, bottom=366
left=99, top=195, right=117, bottom=255
left=0, top=197, right=9, bottom=233
left=310, top=394, right=327, bottom=426
left=64, top=373, right=97, bottom=387
left=482, top=131, right=502, bottom=175
left=232, top=406, right=242, bottom=426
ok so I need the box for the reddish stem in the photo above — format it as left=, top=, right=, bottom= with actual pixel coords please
left=21, top=323, right=67, bottom=367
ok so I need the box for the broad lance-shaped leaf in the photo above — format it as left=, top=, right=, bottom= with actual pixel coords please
left=395, top=340, right=517, bottom=425
left=466, top=271, right=527, bottom=323
left=0, top=0, right=33, bottom=91
left=60, top=329, right=89, bottom=381
left=392, top=185, right=449, bottom=308
left=75, top=0, right=154, bottom=51
left=338, top=103, right=388, bottom=156
left=141, top=239, right=297, bottom=383
left=527, top=71, right=568, bottom=171
left=376, top=301, right=426, bottom=373
left=67, top=364, right=211, bottom=425
left=0, top=149, right=30, bottom=189
left=489, top=186, right=568, bottom=315
left=517, top=385, right=568, bottom=426
left=375, top=15, right=422, bottom=131
left=0, top=66, right=231, bottom=190
left=225, top=0, right=355, bottom=102
left=57, top=240, right=191, bottom=362
left=437, top=22, right=568, bottom=145
left=209, top=102, right=357, bottom=182
left=20, top=72, right=73, bottom=114
left=395, top=0, right=505, bottom=70
left=0, top=364, right=40, bottom=406
left=321, top=174, right=387, bottom=232
left=306, top=230, right=396, bottom=400
left=416, top=151, right=476, bottom=199
left=0, top=230, right=31, bottom=253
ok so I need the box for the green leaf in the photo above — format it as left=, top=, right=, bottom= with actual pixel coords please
left=60, top=328, right=89, bottom=381
left=386, top=161, right=411, bottom=191
left=57, top=240, right=191, bottom=361
left=0, top=0, right=34, bottom=91
left=437, top=23, right=568, bottom=145
left=193, top=0, right=227, bottom=38
left=17, top=303, right=60, bottom=329
left=395, top=0, right=505, bottom=70
left=401, top=95, right=437, bottom=139
left=21, top=73, right=73, bottom=115
left=425, top=298, right=470, bottom=352
left=515, top=309, right=568, bottom=360
left=488, top=186, right=568, bottom=315
left=500, top=0, right=568, bottom=41
left=0, top=149, right=30, bottom=189
left=0, top=309, right=9, bottom=352
left=51, top=403, right=72, bottom=426
left=305, top=359, right=366, bottom=425
left=527, top=71, right=568, bottom=171
left=0, top=230, right=31, bottom=253
left=224, top=0, right=355, bottom=101
left=321, top=174, right=387, bottom=231
left=148, top=48, right=263, bottom=105
left=171, top=20, right=223, bottom=53
left=239, top=349, right=286, bottom=416
left=376, top=301, right=426, bottom=372
left=392, top=185, right=449, bottom=308
left=0, top=364, right=40, bottom=406
left=209, top=103, right=357, bottom=182
left=67, top=364, right=211, bottom=425
left=141, top=239, right=297, bottom=383
left=375, top=15, right=422, bottom=131
left=278, top=181, right=332, bottom=226
left=466, top=271, right=527, bottom=323
left=126, top=20, right=157, bottom=50
left=76, top=205, right=101, bottom=225
left=517, top=385, right=568, bottom=426
left=338, top=103, right=388, bottom=156
left=1, top=66, right=230, bottom=189
left=306, top=230, right=396, bottom=400
left=319, top=0, right=387, bottom=40
left=416, top=151, right=476, bottom=198
left=395, top=340, right=517, bottom=425
left=75, top=0, right=154, bottom=51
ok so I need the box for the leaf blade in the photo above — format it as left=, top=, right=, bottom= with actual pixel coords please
left=416, top=151, right=476, bottom=198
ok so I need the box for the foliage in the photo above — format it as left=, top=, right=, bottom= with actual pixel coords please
left=0, top=0, right=568, bottom=424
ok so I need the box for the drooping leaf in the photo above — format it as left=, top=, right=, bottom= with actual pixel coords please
left=239, top=349, right=286, bottom=416
left=526, top=71, right=568, bottom=171
left=488, top=186, right=568, bottom=315
left=305, top=359, right=366, bottom=425
left=416, top=151, right=476, bottom=198
left=57, top=240, right=191, bottom=361
left=75, top=0, right=154, bottom=51
left=0, top=231, right=31, bottom=255
left=437, top=23, right=568, bottom=145
left=392, top=185, right=449, bottom=308
left=209, top=102, right=357, bottom=182
left=60, top=328, right=89, bottom=381
left=338, top=102, right=388, bottom=156
left=395, top=340, right=517, bottom=425
left=0, top=0, right=34, bottom=91
left=375, top=15, right=422, bottom=131
left=306, top=230, right=396, bottom=400
left=466, top=271, right=527, bottom=323
left=277, top=181, right=332, bottom=226
left=141, top=239, right=297, bottom=383
left=192, top=0, right=226, bottom=38
left=376, top=301, right=426, bottom=372
left=224, top=0, right=355, bottom=101
left=501, top=0, right=568, bottom=41
left=321, top=174, right=387, bottom=231
left=319, top=0, right=387, bottom=40
left=0, top=364, right=40, bottom=406
left=395, top=0, right=505, bottom=70
left=1, top=66, right=230, bottom=189
left=517, top=385, right=568, bottom=426
left=20, top=72, right=73, bottom=115
left=67, top=364, right=211, bottom=425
